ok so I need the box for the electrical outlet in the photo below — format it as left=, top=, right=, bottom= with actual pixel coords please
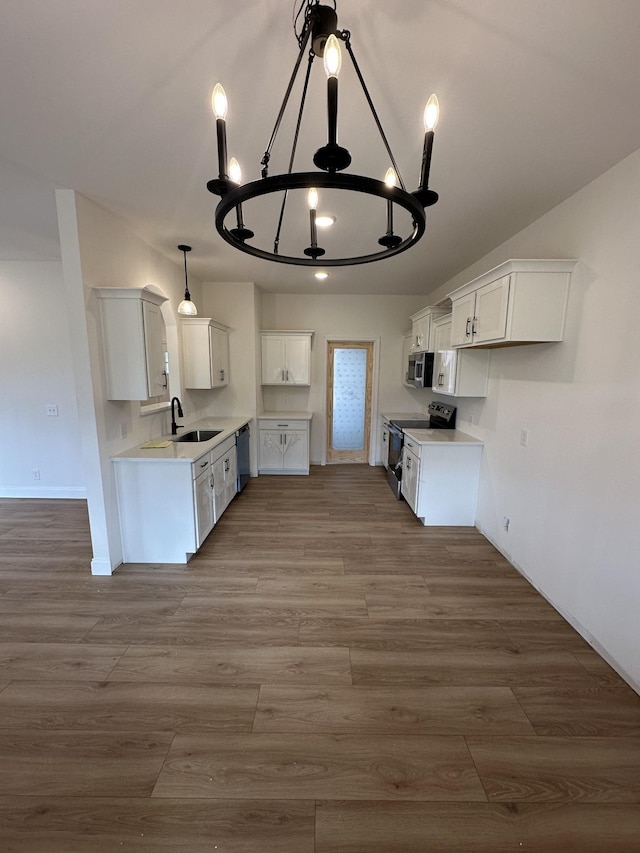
left=282, top=396, right=289, bottom=405
left=33, top=469, right=40, bottom=480
left=46, top=405, right=59, bottom=417
left=468, top=413, right=474, bottom=425
left=520, top=428, right=529, bottom=447
left=503, top=516, right=510, bottom=531
left=120, top=423, right=128, bottom=439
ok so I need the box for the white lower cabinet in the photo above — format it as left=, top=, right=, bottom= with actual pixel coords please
left=400, top=439, right=420, bottom=512
left=400, top=435, right=483, bottom=526
left=113, top=435, right=237, bottom=564
left=258, top=418, right=310, bottom=474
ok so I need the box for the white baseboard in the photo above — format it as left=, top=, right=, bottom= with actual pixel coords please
left=476, top=521, right=640, bottom=696
left=0, top=486, right=87, bottom=499
left=90, top=558, right=115, bottom=576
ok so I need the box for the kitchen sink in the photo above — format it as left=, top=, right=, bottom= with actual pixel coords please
left=174, top=429, right=222, bottom=443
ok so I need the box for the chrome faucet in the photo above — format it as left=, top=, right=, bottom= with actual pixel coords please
left=170, top=397, right=184, bottom=435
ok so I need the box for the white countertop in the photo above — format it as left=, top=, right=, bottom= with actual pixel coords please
left=112, top=416, right=252, bottom=463
left=258, top=411, right=313, bottom=420
left=403, top=427, right=484, bottom=446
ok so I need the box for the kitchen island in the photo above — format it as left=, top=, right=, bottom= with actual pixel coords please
left=112, top=416, right=252, bottom=564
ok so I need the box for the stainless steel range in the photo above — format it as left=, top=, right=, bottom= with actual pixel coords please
left=386, top=401, right=457, bottom=498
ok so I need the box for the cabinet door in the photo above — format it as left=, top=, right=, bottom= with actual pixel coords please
left=259, top=429, right=285, bottom=469
left=433, top=349, right=457, bottom=395
left=211, top=453, right=227, bottom=522
left=142, top=300, right=167, bottom=398
left=411, top=316, right=430, bottom=351
left=261, top=337, right=286, bottom=384
left=450, top=293, right=476, bottom=347
left=222, top=448, right=237, bottom=510
left=474, top=275, right=510, bottom=343
left=194, top=467, right=214, bottom=546
left=282, top=430, right=309, bottom=471
left=284, top=336, right=311, bottom=384
left=210, top=326, right=229, bottom=387
left=401, top=447, right=419, bottom=512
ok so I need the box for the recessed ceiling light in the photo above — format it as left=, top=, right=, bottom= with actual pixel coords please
left=316, top=215, right=336, bottom=228
left=315, top=271, right=328, bottom=280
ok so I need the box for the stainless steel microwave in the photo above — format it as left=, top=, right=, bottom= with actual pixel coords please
left=407, top=350, right=434, bottom=388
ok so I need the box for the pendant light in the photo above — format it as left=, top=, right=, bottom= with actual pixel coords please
left=177, top=244, right=197, bottom=316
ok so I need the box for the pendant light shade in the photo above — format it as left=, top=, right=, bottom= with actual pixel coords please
left=177, top=244, right=197, bottom=316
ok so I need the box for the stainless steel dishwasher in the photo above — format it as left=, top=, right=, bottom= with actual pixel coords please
left=236, top=423, right=250, bottom=492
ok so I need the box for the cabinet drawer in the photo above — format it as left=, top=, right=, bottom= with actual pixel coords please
left=211, top=434, right=236, bottom=464
left=258, top=419, right=308, bottom=431
left=191, top=454, right=211, bottom=479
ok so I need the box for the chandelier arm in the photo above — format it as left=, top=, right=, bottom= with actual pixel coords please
left=261, top=21, right=313, bottom=177
left=273, top=50, right=315, bottom=255
left=342, top=33, right=407, bottom=193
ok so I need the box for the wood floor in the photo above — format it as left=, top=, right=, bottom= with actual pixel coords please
left=1, top=465, right=639, bottom=851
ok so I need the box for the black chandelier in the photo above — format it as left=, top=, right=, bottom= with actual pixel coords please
left=207, top=0, right=440, bottom=267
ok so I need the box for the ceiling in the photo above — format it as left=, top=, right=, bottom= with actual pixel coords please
left=2, top=0, right=640, bottom=296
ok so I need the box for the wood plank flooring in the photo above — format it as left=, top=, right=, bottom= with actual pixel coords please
left=1, top=466, right=640, bottom=851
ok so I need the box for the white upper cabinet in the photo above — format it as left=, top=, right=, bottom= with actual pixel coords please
left=449, top=259, right=576, bottom=348
left=408, top=305, right=448, bottom=351
left=95, top=287, right=168, bottom=401
left=260, top=331, right=313, bottom=385
left=181, top=318, right=230, bottom=389
left=432, top=314, right=489, bottom=397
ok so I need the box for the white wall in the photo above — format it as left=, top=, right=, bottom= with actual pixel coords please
left=0, top=261, right=84, bottom=497
left=261, top=293, right=433, bottom=463
left=427, top=149, right=640, bottom=691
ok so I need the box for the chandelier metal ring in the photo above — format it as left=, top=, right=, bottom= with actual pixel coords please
left=212, top=171, right=427, bottom=267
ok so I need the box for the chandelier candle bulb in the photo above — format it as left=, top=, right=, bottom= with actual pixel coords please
left=227, top=157, right=254, bottom=241
left=418, top=93, right=439, bottom=193
left=211, top=83, right=229, bottom=180
left=378, top=167, right=402, bottom=248
left=309, top=187, right=318, bottom=245
left=304, top=187, right=325, bottom=258
left=325, top=34, right=341, bottom=148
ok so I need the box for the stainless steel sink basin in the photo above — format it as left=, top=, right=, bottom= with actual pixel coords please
left=174, top=429, right=223, bottom=443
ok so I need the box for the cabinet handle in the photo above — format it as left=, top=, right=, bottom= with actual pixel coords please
left=283, top=434, right=287, bottom=445
left=438, top=373, right=444, bottom=386
left=281, top=369, right=285, bottom=382
left=224, top=458, right=230, bottom=472
left=280, top=434, right=283, bottom=445
left=220, top=370, right=224, bottom=381
left=406, top=458, right=411, bottom=469
left=286, top=369, right=289, bottom=382
left=465, top=318, right=472, bottom=337
left=472, top=316, right=478, bottom=336
left=200, top=461, right=209, bottom=469
left=276, top=423, right=289, bottom=428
